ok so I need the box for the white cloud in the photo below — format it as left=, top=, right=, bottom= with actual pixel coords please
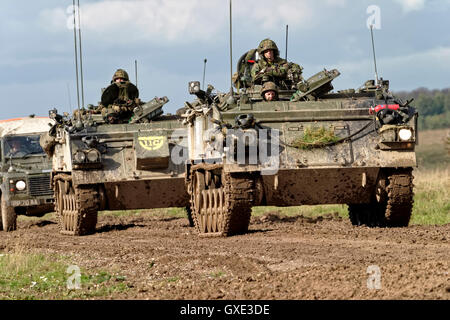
left=234, top=0, right=314, bottom=30
left=39, top=0, right=225, bottom=43
left=37, top=0, right=344, bottom=44
left=331, top=46, right=450, bottom=89
left=337, top=46, right=450, bottom=72
left=393, top=0, right=427, bottom=12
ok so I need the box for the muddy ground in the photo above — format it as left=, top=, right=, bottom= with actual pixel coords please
left=1, top=212, right=449, bottom=300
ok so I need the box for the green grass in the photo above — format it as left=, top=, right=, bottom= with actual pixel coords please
left=17, top=212, right=56, bottom=223
left=209, top=271, right=226, bottom=278
left=410, top=169, right=450, bottom=225
left=251, top=204, right=348, bottom=219
left=166, top=277, right=179, bottom=283
left=0, top=247, right=130, bottom=300
left=98, top=207, right=187, bottom=218
left=415, top=128, right=450, bottom=170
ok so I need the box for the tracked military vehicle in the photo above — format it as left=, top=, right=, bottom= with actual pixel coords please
left=0, top=117, right=55, bottom=231
left=182, top=59, right=417, bottom=237
left=46, top=95, right=190, bottom=236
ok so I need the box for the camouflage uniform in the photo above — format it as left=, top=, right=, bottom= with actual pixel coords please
left=99, top=69, right=140, bottom=123
left=251, top=39, right=304, bottom=90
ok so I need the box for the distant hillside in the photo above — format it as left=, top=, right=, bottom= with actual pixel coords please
left=393, top=87, right=450, bottom=130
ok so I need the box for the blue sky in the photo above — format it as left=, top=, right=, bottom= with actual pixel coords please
left=1, top=0, right=449, bottom=118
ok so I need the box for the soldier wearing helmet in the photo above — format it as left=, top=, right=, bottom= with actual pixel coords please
left=99, top=69, right=140, bottom=123
left=251, top=39, right=305, bottom=90
left=261, top=81, right=279, bottom=101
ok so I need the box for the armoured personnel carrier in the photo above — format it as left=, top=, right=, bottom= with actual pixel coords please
left=182, top=59, right=417, bottom=237
left=45, top=95, right=190, bottom=236
left=0, top=117, right=55, bottom=231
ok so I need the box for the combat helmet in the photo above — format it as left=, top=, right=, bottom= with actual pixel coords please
left=257, top=39, right=279, bottom=57
left=261, top=81, right=279, bottom=98
left=112, top=69, right=129, bottom=82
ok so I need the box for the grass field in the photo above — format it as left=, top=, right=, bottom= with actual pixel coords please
left=415, top=128, right=449, bottom=170
left=0, top=243, right=130, bottom=299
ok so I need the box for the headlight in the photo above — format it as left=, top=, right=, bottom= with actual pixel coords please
left=188, top=81, right=201, bottom=94
left=86, top=149, right=100, bottom=162
left=74, top=151, right=86, bottom=163
left=16, top=180, right=26, bottom=191
left=398, top=128, right=412, bottom=141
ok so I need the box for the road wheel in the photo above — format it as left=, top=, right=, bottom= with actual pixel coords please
left=1, top=195, right=17, bottom=232
left=348, top=168, right=414, bottom=228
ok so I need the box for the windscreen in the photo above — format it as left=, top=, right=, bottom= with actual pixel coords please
left=3, top=135, right=45, bottom=159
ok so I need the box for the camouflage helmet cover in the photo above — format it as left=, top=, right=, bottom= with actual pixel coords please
left=112, top=69, right=129, bottom=82
left=261, top=81, right=279, bottom=97
left=257, top=38, right=279, bottom=56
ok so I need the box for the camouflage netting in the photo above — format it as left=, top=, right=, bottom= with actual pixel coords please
left=291, top=126, right=340, bottom=150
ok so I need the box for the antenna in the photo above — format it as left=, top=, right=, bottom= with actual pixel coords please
left=135, top=60, right=138, bottom=87
left=202, top=58, right=207, bottom=90
left=72, top=0, right=81, bottom=118
left=285, top=25, right=289, bottom=60
left=229, top=0, right=233, bottom=95
left=77, top=0, right=85, bottom=109
left=66, top=82, right=72, bottom=112
left=370, top=25, right=379, bottom=84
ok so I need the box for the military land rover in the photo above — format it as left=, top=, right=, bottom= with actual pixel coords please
left=0, top=117, right=55, bottom=231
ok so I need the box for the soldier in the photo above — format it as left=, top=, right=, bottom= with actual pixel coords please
left=6, top=139, right=28, bottom=158
left=251, top=39, right=305, bottom=90
left=99, top=69, right=140, bottom=123
left=261, top=81, right=279, bottom=101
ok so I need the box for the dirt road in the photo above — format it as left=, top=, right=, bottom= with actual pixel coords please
left=2, top=212, right=449, bottom=299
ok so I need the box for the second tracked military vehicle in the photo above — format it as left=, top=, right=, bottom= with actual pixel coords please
left=45, top=91, right=190, bottom=236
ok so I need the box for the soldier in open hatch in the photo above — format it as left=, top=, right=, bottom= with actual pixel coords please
left=261, top=81, right=279, bottom=101
left=251, top=38, right=305, bottom=90
left=98, top=69, right=140, bottom=123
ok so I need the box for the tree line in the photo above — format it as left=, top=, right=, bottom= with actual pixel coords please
left=394, top=87, right=450, bottom=130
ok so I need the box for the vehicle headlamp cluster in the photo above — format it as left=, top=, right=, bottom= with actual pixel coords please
left=9, top=179, right=26, bottom=192
left=398, top=128, right=413, bottom=141
left=188, top=81, right=201, bottom=95
left=379, top=126, right=415, bottom=143
left=73, top=149, right=101, bottom=164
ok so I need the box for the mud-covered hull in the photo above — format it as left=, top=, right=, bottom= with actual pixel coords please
left=261, top=167, right=379, bottom=206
